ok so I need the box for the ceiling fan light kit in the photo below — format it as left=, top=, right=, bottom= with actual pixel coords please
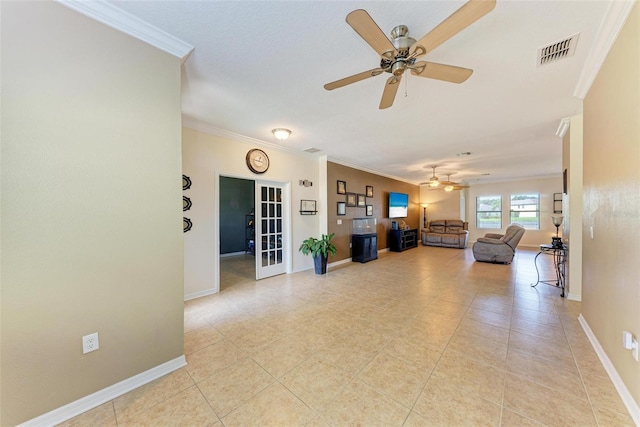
left=324, top=0, right=496, bottom=109
left=428, top=165, right=440, bottom=187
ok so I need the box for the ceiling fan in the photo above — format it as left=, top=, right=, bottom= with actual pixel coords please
left=420, top=166, right=470, bottom=191
left=440, top=173, right=470, bottom=191
left=324, top=0, right=496, bottom=109
left=420, top=165, right=442, bottom=188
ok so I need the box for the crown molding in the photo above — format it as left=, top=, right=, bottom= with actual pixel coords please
left=556, top=118, right=571, bottom=137
left=326, top=157, right=418, bottom=185
left=57, top=0, right=193, bottom=62
left=184, top=119, right=422, bottom=184
left=573, top=0, right=636, bottom=98
left=182, top=118, right=319, bottom=159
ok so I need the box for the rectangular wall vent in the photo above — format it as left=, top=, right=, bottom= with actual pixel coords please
left=537, top=33, right=579, bottom=67
left=303, top=147, right=321, bottom=153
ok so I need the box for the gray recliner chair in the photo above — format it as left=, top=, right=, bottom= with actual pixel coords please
left=472, top=224, right=525, bottom=264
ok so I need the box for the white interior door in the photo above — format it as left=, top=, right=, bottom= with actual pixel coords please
left=255, top=181, right=287, bottom=279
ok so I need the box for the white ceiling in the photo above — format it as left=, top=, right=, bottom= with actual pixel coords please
left=107, top=0, right=618, bottom=185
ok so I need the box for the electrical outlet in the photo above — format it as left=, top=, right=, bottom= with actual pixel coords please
left=82, top=332, right=99, bottom=354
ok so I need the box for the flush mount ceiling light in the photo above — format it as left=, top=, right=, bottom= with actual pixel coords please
left=272, top=128, right=291, bottom=140
left=456, top=151, right=471, bottom=157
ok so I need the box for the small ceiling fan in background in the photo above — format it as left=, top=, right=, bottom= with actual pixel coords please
left=440, top=173, right=470, bottom=191
left=421, top=166, right=470, bottom=191
left=324, top=0, right=496, bottom=109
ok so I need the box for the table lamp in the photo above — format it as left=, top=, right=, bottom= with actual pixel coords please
left=551, top=215, right=563, bottom=248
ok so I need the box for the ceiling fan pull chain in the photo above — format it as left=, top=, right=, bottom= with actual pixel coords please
left=404, top=74, right=408, bottom=98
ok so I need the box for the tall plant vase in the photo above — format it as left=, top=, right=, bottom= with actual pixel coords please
left=299, top=233, right=336, bottom=275
left=313, top=255, right=328, bottom=274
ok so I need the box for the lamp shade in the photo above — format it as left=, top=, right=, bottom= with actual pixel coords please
left=552, top=215, right=564, bottom=227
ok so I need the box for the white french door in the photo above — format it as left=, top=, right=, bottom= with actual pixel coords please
left=255, top=180, right=288, bottom=280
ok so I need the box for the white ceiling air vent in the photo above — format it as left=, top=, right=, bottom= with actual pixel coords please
left=537, top=33, right=579, bottom=67
left=303, top=147, right=321, bottom=153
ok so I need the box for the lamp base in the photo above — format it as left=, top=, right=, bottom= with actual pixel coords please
left=551, top=237, right=563, bottom=248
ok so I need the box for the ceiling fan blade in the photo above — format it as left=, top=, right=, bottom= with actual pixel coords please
left=379, top=75, right=401, bottom=109
left=410, top=61, right=473, bottom=83
left=324, top=68, right=384, bottom=91
left=346, top=9, right=397, bottom=60
left=410, top=0, right=496, bottom=58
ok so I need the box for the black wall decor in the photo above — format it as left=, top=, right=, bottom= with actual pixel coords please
left=182, top=174, right=192, bottom=190
left=183, top=196, right=192, bottom=211
left=183, top=174, right=193, bottom=232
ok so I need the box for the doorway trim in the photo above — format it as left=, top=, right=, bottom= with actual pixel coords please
left=213, top=171, right=292, bottom=293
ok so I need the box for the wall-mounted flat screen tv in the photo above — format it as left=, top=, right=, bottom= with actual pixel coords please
left=389, top=192, right=409, bottom=218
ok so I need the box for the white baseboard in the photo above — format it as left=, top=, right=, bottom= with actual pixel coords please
left=578, top=314, right=640, bottom=425
left=18, top=355, right=187, bottom=427
left=519, top=244, right=543, bottom=249
left=328, top=257, right=353, bottom=268
left=567, top=291, right=582, bottom=302
left=184, top=288, right=217, bottom=301
left=220, top=251, right=250, bottom=258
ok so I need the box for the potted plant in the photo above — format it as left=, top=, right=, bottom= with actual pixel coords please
left=299, top=233, right=337, bottom=274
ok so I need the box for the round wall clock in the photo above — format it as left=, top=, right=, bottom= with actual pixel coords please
left=246, top=148, right=270, bottom=174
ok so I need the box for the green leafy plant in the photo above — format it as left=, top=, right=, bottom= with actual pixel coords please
left=299, top=233, right=337, bottom=258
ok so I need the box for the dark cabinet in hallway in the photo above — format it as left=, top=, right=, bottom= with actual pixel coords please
left=352, top=233, right=378, bottom=263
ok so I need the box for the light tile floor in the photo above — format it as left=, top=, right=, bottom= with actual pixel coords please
left=60, top=246, right=635, bottom=426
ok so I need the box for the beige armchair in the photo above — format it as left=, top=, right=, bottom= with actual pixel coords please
left=472, top=224, right=525, bottom=264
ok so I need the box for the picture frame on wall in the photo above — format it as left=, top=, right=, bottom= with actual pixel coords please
left=357, top=194, right=366, bottom=207
left=366, top=185, right=373, bottom=198
left=346, top=192, right=357, bottom=207
left=366, top=205, right=373, bottom=216
left=337, top=201, right=346, bottom=216
left=337, top=180, right=346, bottom=194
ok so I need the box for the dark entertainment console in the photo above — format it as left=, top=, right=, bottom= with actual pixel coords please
left=389, top=229, right=418, bottom=252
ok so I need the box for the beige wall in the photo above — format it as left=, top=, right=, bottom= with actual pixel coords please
left=562, top=116, right=584, bottom=301
left=327, top=162, right=420, bottom=261
left=420, top=187, right=465, bottom=226
left=583, top=2, right=640, bottom=409
left=0, top=2, right=184, bottom=425
left=182, top=127, right=321, bottom=298
left=466, top=177, right=563, bottom=247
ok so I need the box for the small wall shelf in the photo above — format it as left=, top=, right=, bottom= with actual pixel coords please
left=300, top=199, right=317, bottom=215
left=245, top=214, right=254, bottom=254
